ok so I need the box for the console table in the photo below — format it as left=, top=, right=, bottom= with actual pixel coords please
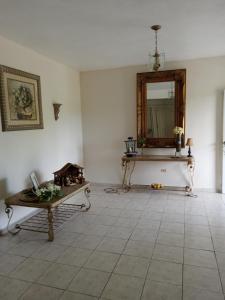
left=121, top=155, right=195, bottom=193
left=5, top=181, right=91, bottom=241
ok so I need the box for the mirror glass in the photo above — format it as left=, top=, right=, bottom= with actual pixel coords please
left=146, top=81, right=175, bottom=138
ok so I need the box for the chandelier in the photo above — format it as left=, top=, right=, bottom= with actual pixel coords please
left=149, top=25, right=165, bottom=71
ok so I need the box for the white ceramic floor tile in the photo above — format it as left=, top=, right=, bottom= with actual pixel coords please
left=183, top=265, right=222, bottom=293
left=38, top=263, right=80, bottom=289
left=210, top=227, right=225, bottom=239
left=219, top=266, right=225, bottom=290
left=8, top=240, right=45, bottom=257
left=114, top=255, right=150, bottom=278
left=106, top=226, right=133, bottom=239
left=119, top=209, right=143, bottom=218
left=0, top=275, right=31, bottom=300
left=184, top=248, right=217, bottom=269
left=185, top=235, right=213, bottom=251
left=185, top=225, right=211, bottom=237
left=102, top=273, right=144, bottom=300
left=72, top=234, right=103, bottom=250
left=93, top=215, right=118, bottom=226
left=61, top=291, right=98, bottom=300
left=212, top=237, right=225, bottom=252
left=152, top=244, right=183, bottom=263
left=84, top=250, right=119, bottom=272
left=185, top=215, right=209, bottom=226
left=10, top=257, right=51, bottom=282
left=0, top=235, right=22, bottom=252
left=57, top=247, right=92, bottom=267
left=148, top=260, right=182, bottom=285
left=99, top=208, right=122, bottom=217
left=183, top=286, right=224, bottom=300
left=96, top=237, right=127, bottom=253
left=53, top=231, right=81, bottom=246
left=141, top=211, right=163, bottom=221
left=130, top=228, right=157, bottom=243
left=215, top=251, right=225, bottom=270
left=32, top=243, right=67, bottom=261
left=160, top=222, right=184, bottom=234
left=0, top=253, right=25, bottom=275
left=162, top=213, right=184, bottom=224
left=113, top=217, right=139, bottom=228
left=85, top=224, right=110, bottom=236
left=157, top=232, right=184, bottom=247
left=20, top=283, right=63, bottom=300
left=123, top=240, right=154, bottom=259
left=141, top=280, right=182, bottom=300
left=68, top=268, right=110, bottom=297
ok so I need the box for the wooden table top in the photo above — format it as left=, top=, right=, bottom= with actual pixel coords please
left=5, top=181, right=90, bottom=209
left=122, top=154, right=194, bottom=163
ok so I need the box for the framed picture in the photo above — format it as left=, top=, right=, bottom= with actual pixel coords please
left=0, top=65, right=44, bottom=131
left=30, top=172, right=40, bottom=191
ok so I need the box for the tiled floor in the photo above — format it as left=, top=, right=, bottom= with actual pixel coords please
left=1, top=185, right=225, bottom=299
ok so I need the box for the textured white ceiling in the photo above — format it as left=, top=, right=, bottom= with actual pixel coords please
left=0, top=0, right=225, bottom=70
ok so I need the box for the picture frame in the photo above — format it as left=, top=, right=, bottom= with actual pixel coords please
left=30, top=172, right=40, bottom=191
left=0, top=65, right=44, bottom=131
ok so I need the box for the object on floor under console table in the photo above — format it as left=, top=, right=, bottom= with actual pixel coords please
left=5, top=181, right=91, bottom=241
left=121, top=154, right=195, bottom=195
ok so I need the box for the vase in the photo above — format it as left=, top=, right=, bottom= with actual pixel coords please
left=175, top=134, right=182, bottom=156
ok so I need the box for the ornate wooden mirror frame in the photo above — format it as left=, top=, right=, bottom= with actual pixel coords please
left=137, top=69, right=186, bottom=148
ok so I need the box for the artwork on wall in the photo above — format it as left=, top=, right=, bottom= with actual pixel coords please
left=0, top=65, right=44, bottom=131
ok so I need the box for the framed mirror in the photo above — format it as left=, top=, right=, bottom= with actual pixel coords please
left=137, top=69, right=186, bottom=148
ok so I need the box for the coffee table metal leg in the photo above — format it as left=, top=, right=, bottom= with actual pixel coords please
left=47, top=208, right=54, bottom=241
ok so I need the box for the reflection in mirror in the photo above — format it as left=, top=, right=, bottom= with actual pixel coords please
left=146, top=81, right=175, bottom=138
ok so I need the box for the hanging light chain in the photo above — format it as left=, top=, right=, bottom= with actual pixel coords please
left=150, top=25, right=162, bottom=71
left=155, top=28, right=158, bottom=55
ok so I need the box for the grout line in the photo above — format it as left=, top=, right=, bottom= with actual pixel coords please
left=205, top=198, right=225, bottom=296
left=182, top=200, right=186, bottom=300
left=98, top=193, right=150, bottom=299
left=139, top=192, right=165, bottom=300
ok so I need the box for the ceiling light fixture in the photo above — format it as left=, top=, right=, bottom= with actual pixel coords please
left=149, top=25, right=165, bottom=71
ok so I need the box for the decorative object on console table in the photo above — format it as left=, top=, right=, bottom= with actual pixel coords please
left=53, top=163, right=85, bottom=186
left=186, top=138, right=193, bottom=157
left=0, top=65, right=43, bottom=131
left=124, top=137, right=137, bottom=157
left=30, top=172, right=40, bottom=192
left=137, top=136, right=146, bottom=155
left=34, top=183, right=63, bottom=202
left=53, top=103, right=62, bottom=121
left=173, top=126, right=184, bottom=157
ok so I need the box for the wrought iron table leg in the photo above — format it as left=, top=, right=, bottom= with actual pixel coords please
left=5, top=205, right=21, bottom=234
left=84, top=187, right=91, bottom=211
left=186, top=161, right=197, bottom=197
left=122, top=161, right=131, bottom=191
left=47, top=208, right=54, bottom=241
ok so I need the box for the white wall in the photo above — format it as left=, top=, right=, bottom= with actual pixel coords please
left=81, top=57, right=225, bottom=191
left=0, top=35, right=83, bottom=233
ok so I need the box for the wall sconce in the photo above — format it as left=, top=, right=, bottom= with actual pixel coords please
left=53, top=103, right=62, bottom=121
